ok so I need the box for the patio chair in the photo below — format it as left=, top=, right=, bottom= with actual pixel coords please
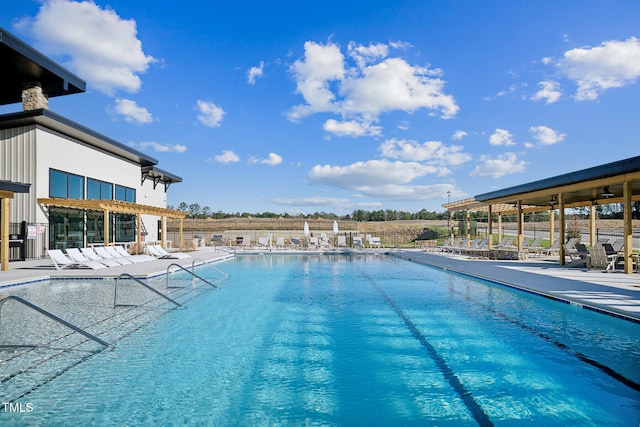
left=352, top=236, right=364, bottom=249
left=275, top=236, right=286, bottom=249
left=368, top=236, right=383, bottom=248
left=257, top=236, right=269, bottom=249
left=337, top=235, right=348, bottom=248
left=587, top=244, right=617, bottom=272
left=319, top=233, right=331, bottom=249
left=239, top=236, right=252, bottom=249
left=290, top=237, right=300, bottom=248
left=48, top=249, right=106, bottom=270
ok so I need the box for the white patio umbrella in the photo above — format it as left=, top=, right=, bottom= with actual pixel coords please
left=332, top=220, right=339, bottom=247
left=303, top=221, right=309, bottom=249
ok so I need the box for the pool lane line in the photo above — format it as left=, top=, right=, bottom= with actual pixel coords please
left=358, top=271, right=494, bottom=427
left=447, top=287, right=640, bottom=394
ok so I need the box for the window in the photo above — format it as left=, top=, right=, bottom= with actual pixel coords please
left=49, top=169, right=84, bottom=199
left=101, top=182, right=113, bottom=200
left=115, top=185, right=136, bottom=202
left=87, top=178, right=101, bottom=200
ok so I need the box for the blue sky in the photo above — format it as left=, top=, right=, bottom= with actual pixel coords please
left=2, top=0, right=640, bottom=215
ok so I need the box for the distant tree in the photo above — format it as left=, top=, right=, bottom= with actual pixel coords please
left=177, top=202, right=188, bottom=212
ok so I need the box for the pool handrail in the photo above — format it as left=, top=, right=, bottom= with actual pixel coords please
left=165, top=262, right=220, bottom=289
left=0, top=295, right=110, bottom=348
left=114, top=273, right=182, bottom=308
left=191, top=258, right=229, bottom=278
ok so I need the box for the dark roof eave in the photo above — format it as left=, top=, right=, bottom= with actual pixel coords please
left=0, top=180, right=31, bottom=193
left=476, top=155, right=640, bottom=202
left=0, top=109, right=158, bottom=167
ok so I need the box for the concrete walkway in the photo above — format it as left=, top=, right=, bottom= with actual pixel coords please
left=393, top=249, right=640, bottom=322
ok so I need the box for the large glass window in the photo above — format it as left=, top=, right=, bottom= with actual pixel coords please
left=101, top=182, right=113, bottom=200
left=49, top=208, right=84, bottom=249
left=115, top=214, right=136, bottom=242
left=86, top=211, right=104, bottom=244
left=49, top=169, right=84, bottom=199
left=115, top=185, right=136, bottom=202
left=87, top=178, right=101, bottom=200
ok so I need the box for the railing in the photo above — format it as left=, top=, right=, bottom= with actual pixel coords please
left=165, top=263, right=220, bottom=289
left=0, top=296, right=109, bottom=348
left=114, top=273, right=182, bottom=308
left=191, top=258, right=229, bottom=278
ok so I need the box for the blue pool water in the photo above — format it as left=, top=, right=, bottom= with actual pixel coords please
left=1, top=254, right=639, bottom=426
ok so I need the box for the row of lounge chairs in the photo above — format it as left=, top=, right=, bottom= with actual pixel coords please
left=48, top=244, right=190, bottom=270
left=236, top=234, right=383, bottom=250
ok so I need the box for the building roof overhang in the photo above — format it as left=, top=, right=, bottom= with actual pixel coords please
left=0, top=27, right=85, bottom=105
left=38, top=197, right=188, bottom=219
left=0, top=180, right=31, bottom=194
left=444, top=155, right=640, bottom=213
left=0, top=109, right=159, bottom=168
left=141, top=166, right=183, bottom=191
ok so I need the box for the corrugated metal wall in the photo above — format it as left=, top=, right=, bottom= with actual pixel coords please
left=0, top=125, right=38, bottom=222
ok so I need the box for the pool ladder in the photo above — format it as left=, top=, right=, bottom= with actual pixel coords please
left=165, top=259, right=227, bottom=290
left=114, top=273, right=182, bottom=308
left=0, top=295, right=110, bottom=348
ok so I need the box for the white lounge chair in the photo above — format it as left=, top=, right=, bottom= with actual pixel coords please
left=319, top=233, right=331, bottom=249
left=308, top=236, right=318, bottom=250
left=114, top=245, right=155, bottom=263
left=239, top=236, right=252, bottom=249
left=368, top=236, right=383, bottom=248
left=66, top=247, right=114, bottom=268
left=48, top=249, right=106, bottom=270
left=81, top=247, right=121, bottom=267
left=94, top=246, right=133, bottom=265
left=275, top=236, right=286, bottom=249
left=151, top=244, right=190, bottom=259
left=352, top=236, right=364, bottom=249
left=257, top=236, right=269, bottom=248
left=337, top=236, right=348, bottom=248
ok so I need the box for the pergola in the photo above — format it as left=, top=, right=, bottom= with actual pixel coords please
left=443, top=156, right=640, bottom=274
left=0, top=180, right=31, bottom=271
left=37, top=197, right=188, bottom=250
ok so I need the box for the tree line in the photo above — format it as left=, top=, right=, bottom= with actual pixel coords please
left=170, top=202, right=640, bottom=221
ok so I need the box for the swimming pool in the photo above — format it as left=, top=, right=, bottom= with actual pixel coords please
left=1, top=254, right=639, bottom=426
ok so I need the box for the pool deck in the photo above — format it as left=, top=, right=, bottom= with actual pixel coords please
left=1, top=246, right=639, bottom=322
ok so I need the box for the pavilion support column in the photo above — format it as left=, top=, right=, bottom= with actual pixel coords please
left=179, top=217, right=184, bottom=250
left=449, top=210, right=454, bottom=241
left=487, top=205, right=493, bottom=249
left=623, top=181, right=633, bottom=274
left=161, top=216, right=167, bottom=248
left=1, top=197, right=11, bottom=271
left=558, top=193, right=565, bottom=265
left=549, top=207, right=555, bottom=248
left=517, top=200, right=524, bottom=252
left=497, top=213, right=503, bottom=245
left=466, top=210, right=471, bottom=244
left=103, top=209, right=110, bottom=246
left=589, top=203, right=596, bottom=247
left=136, top=214, right=142, bottom=248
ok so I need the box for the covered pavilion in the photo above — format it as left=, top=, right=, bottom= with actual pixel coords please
left=443, top=155, right=640, bottom=274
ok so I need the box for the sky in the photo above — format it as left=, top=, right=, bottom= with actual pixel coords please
left=2, top=0, right=640, bottom=216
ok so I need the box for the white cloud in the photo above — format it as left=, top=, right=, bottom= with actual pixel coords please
left=259, top=152, right=283, bottom=166
left=20, top=0, right=155, bottom=95
left=273, top=196, right=354, bottom=210
left=351, top=183, right=455, bottom=200
left=196, top=100, right=225, bottom=127
left=309, top=159, right=436, bottom=190
left=489, top=129, right=516, bottom=146
left=470, top=153, right=526, bottom=178
left=136, top=141, right=186, bottom=153
left=530, top=80, right=562, bottom=104
left=529, top=125, right=566, bottom=145
left=452, top=130, right=468, bottom=140
left=323, top=119, right=382, bottom=137
left=379, top=138, right=471, bottom=167
left=210, top=150, right=240, bottom=163
left=247, top=61, right=264, bottom=85
left=558, top=37, right=640, bottom=100
left=288, top=41, right=458, bottom=134
left=113, top=98, right=153, bottom=124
